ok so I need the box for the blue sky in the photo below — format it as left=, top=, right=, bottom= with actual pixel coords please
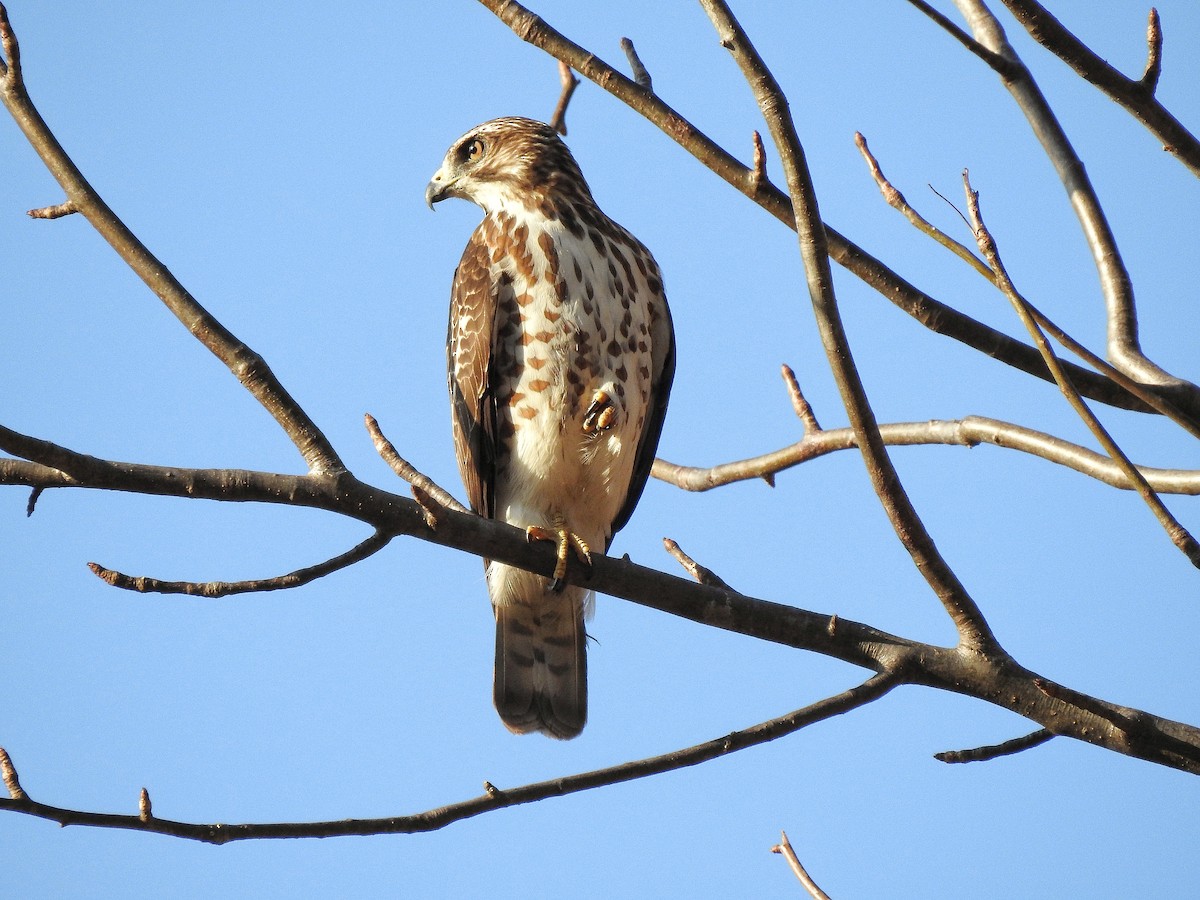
left=3, top=2, right=1199, bottom=897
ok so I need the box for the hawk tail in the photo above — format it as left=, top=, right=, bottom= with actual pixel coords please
left=492, top=574, right=588, bottom=740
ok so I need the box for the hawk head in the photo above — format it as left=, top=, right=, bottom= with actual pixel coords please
left=425, top=117, right=594, bottom=215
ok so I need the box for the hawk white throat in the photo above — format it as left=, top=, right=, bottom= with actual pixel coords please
left=427, top=117, right=674, bottom=738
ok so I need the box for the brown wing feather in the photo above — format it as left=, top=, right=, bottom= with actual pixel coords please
left=447, top=229, right=499, bottom=519
left=607, top=260, right=675, bottom=545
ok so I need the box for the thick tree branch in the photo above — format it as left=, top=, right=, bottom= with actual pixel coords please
left=4, top=423, right=1198, bottom=772
left=998, top=1, right=1200, bottom=176
left=475, top=0, right=1200, bottom=420
left=0, top=4, right=344, bottom=475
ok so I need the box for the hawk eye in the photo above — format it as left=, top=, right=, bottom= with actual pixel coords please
left=464, top=138, right=486, bottom=163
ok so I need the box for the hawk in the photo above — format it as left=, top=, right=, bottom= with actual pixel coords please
left=426, top=117, right=675, bottom=739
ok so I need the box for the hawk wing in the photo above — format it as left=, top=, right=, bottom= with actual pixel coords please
left=447, top=229, right=499, bottom=519
left=607, top=257, right=676, bottom=544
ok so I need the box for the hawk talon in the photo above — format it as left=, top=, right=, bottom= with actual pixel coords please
left=527, top=522, right=592, bottom=592
left=582, top=390, right=616, bottom=435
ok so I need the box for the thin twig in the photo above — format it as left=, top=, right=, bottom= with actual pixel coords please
left=855, top=131, right=988, bottom=276
left=857, top=133, right=1200, bottom=438
left=935, top=728, right=1055, bottom=763
left=0, top=674, right=899, bottom=843
left=365, top=414, right=468, bottom=513
left=24, top=485, right=42, bottom=516
left=772, top=831, right=832, bottom=900
left=620, top=37, right=652, bottom=90
left=699, top=0, right=999, bottom=654
left=0, top=747, right=27, bottom=801
left=27, top=200, right=77, bottom=219
left=749, top=129, right=767, bottom=193
left=965, top=172, right=1200, bottom=569
left=781, top=364, right=820, bottom=433
left=662, top=537, right=731, bottom=590
left=548, top=59, right=579, bottom=135
left=87, top=530, right=392, bottom=598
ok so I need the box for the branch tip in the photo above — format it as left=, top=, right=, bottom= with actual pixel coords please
left=749, top=130, right=767, bottom=192
left=620, top=37, right=652, bottom=90
left=935, top=728, right=1055, bottom=764
left=0, top=1, right=19, bottom=81
left=27, top=200, right=78, bottom=219
left=25, top=485, right=43, bottom=517
left=0, top=747, right=28, bottom=801
left=781, top=364, right=820, bottom=433
left=772, top=831, right=832, bottom=899
left=662, top=537, right=731, bottom=590
left=1141, top=7, right=1162, bottom=92
left=548, top=59, right=579, bottom=135
left=139, top=787, right=153, bottom=821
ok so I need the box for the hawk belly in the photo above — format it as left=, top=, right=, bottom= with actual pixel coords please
left=486, top=213, right=657, bottom=738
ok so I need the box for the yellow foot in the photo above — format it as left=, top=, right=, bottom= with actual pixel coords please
left=526, top=516, right=592, bottom=592
left=582, top=389, right=616, bottom=434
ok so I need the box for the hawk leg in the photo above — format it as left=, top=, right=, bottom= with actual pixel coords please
left=526, top=514, right=593, bottom=592
left=582, top=389, right=616, bottom=434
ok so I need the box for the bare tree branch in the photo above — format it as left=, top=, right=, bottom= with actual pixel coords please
left=855, top=133, right=1200, bottom=438
left=964, top=172, right=1200, bottom=568
left=0, top=673, right=899, bottom=842
left=950, top=0, right=1191, bottom=390
left=652, top=414, right=1200, bottom=495
left=698, top=0, right=999, bottom=654
left=935, top=728, right=1055, bottom=764
left=86, top=529, right=393, bottom=598
left=5, top=419, right=1198, bottom=771
left=997, top=1, right=1200, bottom=176
left=0, top=4, right=344, bottom=475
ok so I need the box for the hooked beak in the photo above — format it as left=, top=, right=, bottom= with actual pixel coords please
left=425, top=167, right=453, bottom=210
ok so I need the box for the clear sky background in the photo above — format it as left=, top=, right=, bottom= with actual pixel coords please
left=3, top=2, right=1198, bottom=897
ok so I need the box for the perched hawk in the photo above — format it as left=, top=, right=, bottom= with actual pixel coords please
left=426, top=117, right=675, bottom=739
